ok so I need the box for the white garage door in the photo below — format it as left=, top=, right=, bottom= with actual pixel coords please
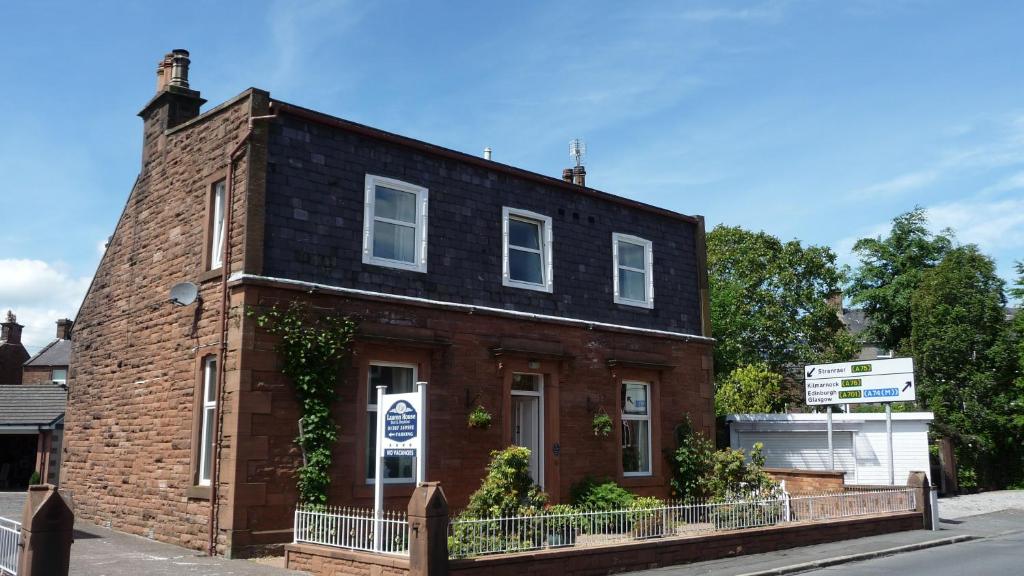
left=736, top=431, right=856, bottom=481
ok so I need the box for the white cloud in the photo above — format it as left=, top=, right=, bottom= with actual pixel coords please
left=0, top=259, right=91, bottom=354
left=928, top=198, right=1024, bottom=255
left=852, top=169, right=941, bottom=199
left=979, top=171, right=1024, bottom=196
left=676, top=1, right=789, bottom=23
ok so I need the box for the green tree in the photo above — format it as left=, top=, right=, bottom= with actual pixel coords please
left=714, top=363, right=788, bottom=415
left=847, top=208, right=954, bottom=354
left=910, top=246, right=1021, bottom=488
left=708, top=226, right=857, bottom=380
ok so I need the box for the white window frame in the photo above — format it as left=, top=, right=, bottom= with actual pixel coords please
left=612, top=233, right=654, bottom=309
left=362, top=175, right=429, bottom=273
left=502, top=207, right=553, bottom=293
left=621, top=380, right=653, bottom=477
left=366, top=361, right=418, bottom=484
left=198, top=356, right=217, bottom=486
left=50, top=368, right=67, bottom=385
left=210, top=180, right=226, bottom=270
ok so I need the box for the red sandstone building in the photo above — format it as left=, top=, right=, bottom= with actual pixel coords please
left=63, top=51, right=715, bottom=557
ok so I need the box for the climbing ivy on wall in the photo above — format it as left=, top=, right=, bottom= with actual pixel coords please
left=249, top=302, right=358, bottom=506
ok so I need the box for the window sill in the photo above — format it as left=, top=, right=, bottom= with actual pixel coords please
left=363, top=255, right=427, bottom=274
left=198, top=268, right=223, bottom=283
left=614, top=298, right=654, bottom=310
left=502, top=278, right=552, bottom=293
left=186, top=485, right=212, bottom=500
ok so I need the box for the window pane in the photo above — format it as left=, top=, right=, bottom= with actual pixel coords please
left=205, top=358, right=217, bottom=403
left=51, top=368, right=67, bottom=383
left=368, top=365, right=416, bottom=401
left=618, top=241, right=645, bottom=269
left=373, top=221, right=415, bottom=262
left=202, top=407, right=215, bottom=481
left=508, top=218, right=540, bottom=250
left=509, top=249, right=543, bottom=284
left=622, top=382, right=649, bottom=415
left=622, top=419, right=650, bottom=474
left=210, top=183, right=226, bottom=268
left=512, top=373, right=541, bottom=392
left=619, top=268, right=646, bottom=302
left=375, top=186, right=417, bottom=223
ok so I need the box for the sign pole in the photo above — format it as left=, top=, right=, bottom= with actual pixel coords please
left=373, top=384, right=386, bottom=552
left=886, top=402, right=894, bottom=485
left=827, top=405, right=834, bottom=470
left=416, top=381, right=427, bottom=486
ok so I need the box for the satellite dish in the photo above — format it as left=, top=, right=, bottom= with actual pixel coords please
left=169, top=282, right=199, bottom=306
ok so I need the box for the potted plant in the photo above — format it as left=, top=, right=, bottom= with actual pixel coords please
left=629, top=497, right=665, bottom=538
left=592, top=410, right=613, bottom=437
left=467, top=405, right=493, bottom=429
left=544, top=504, right=578, bottom=547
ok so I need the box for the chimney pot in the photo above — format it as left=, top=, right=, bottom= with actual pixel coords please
left=169, top=49, right=191, bottom=88
left=1, top=311, right=23, bottom=345
left=573, top=165, right=586, bottom=187
left=562, top=168, right=574, bottom=183
left=484, top=147, right=492, bottom=161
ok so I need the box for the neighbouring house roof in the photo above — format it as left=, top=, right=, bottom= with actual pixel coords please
left=24, top=339, right=71, bottom=368
left=0, top=384, right=67, bottom=428
left=842, top=309, right=869, bottom=337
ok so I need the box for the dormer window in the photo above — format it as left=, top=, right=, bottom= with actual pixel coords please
left=502, top=207, right=553, bottom=292
left=362, top=175, right=429, bottom=273
left=613, top=233, right=654, bottom=308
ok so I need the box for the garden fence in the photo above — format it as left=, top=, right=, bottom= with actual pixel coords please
left=293, top=506, right=409, bottom=556
left=0, top=516, right=20, bottom=576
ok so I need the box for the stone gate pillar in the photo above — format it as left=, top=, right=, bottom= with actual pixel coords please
left=408, top=482, right=449, bottom=576
left=18, top=484, right=74, bottom=576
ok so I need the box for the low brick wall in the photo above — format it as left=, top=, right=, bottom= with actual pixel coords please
left=285, top=544, right=410, bottom=576
left=449, top=513, right=920, bottom=576
left=765, top=468, right=846, bottom=493
left=286, top=512, right=920, bottom=576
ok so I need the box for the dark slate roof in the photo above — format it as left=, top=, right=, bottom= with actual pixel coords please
left=842, top=309, right=869, bottom=337
left=0, top=384, right=67, bottom=427
left=24, top=339, right=71, bottom=367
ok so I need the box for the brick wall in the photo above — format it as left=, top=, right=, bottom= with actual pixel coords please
left=226, top=278, right=714, bottom=553
left=285, top=545, right=409, bottom=576
left=22, top=366, right=61, bottom=384
left=262, top=112, right=704, bottom=336
left=765, top=468, right=846, bottom=493
left=61, top=89, right=268, bottom=554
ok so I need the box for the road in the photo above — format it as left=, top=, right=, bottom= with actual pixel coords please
left=806, top=528, right=1023, bottom=575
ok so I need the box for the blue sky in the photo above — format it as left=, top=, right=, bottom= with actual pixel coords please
left=2, top=1, right=1023, bottom=352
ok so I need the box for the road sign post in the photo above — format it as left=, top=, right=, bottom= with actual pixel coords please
left=805, top=358, right=915, bottom=481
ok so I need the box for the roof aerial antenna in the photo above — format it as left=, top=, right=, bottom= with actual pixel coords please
left=569, top=138, right=587, bottom=186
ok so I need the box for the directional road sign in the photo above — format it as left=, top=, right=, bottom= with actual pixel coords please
left=804, top=357, right=915, bottom=405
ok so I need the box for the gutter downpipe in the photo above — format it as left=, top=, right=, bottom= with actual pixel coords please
left=208, top=106, right=277, bottom=557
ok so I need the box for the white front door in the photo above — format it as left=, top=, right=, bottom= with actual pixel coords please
left=511, top=373, right=544, bottom=487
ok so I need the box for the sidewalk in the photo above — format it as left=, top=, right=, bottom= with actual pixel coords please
left=0, top=491, right=305, bottom=575
left=624, top=506, right=1024, bottom=576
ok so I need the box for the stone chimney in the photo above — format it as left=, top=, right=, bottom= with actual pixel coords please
left=572, top=165, right=586, bottom=187
left=1, top=311, right=23, bottom=344
left=56, top=319, right=73, bottom=340
left=562, top=168, right=574, bottom=183
left=138, top=49, right=206, bottom=169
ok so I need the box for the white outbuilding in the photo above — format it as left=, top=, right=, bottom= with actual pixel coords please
left=726, top=412, right=934, bottom=485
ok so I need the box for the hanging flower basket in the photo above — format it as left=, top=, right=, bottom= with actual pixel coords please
left=468, top=405, right=493, bottom=429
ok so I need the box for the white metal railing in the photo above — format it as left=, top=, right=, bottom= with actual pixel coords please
left=0, top=516, right=20, bottom=576
left=294, top=506, right=409, bottom=556
left=447, top=488, right=916, bottom=559
left=788, top=488, right=916, bottom=522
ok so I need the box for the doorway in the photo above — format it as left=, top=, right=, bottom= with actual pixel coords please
left=510, top=373, right=544, bottom=487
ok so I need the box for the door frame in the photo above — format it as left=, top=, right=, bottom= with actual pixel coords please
left=510, top=372, right=545, bottom=489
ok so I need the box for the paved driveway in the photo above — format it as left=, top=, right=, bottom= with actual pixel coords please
left=1, top=491, right=305, bottom=575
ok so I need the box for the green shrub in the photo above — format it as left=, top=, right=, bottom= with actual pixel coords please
left=463, top=446, right=547, bottom=517
left=667, top=417, right=779, bottom=501
left=569, top=476, right=635, bottom=510
left=29, top=470, right=41, bottom=485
